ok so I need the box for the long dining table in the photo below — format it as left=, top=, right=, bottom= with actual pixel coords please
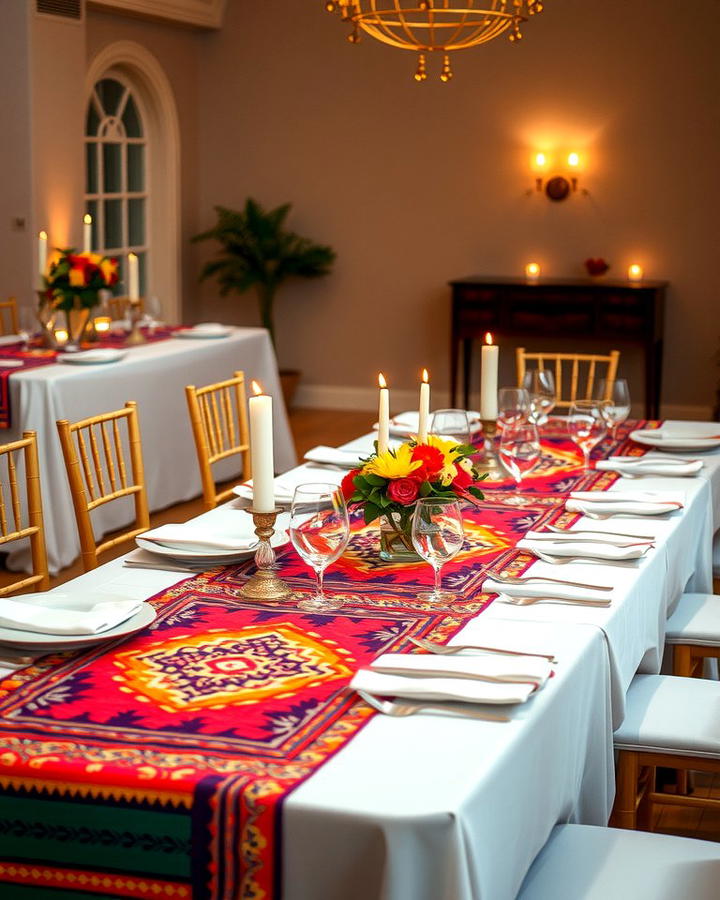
left=0, top=418, right=718, bottom=899
left=2, top=326, right=296, bottom=573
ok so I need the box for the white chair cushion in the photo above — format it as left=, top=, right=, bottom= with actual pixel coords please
left=666, top=593, right=720, bottom=646
left=614, top=674, right=720, bottom=758
left=517, top=824, right=720, bottom=899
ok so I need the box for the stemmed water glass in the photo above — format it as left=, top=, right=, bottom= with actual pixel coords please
left=289, top=483, right=350, bottom=612
left=497, top=387, right=530, bottom=430
left=522, top=369, right=556, bottom=427
left=594, top=378, right=631, bottom=439
left=430, top=409, right=472, bottom=445
left=411, top=497, right=465, bottom=603
left=498, top=422, right=541, bottom=505
left=568, top=400, right=608, bottom=470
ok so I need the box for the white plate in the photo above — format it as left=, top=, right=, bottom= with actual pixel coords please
left=176, top=326, right=232, bottom=340
left=630, top=427, right=720, bottom=452
left=0, top=594, right=156, bottom=651
left=135, top=531, right=287, bottom=561
left=0, top=334, right=23, bottom=347
left=59, top=348, right=127, bottom=365
left=0, top=359, right=24, bottom=368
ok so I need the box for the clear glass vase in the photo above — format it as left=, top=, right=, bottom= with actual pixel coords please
left=379, top=510, right=420, bottom=562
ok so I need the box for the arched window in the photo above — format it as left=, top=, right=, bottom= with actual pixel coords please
left=85, top=42, right=181, bottom=321
left=85, top=74, right=148, bottom=296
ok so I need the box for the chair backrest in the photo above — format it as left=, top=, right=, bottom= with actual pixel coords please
left=105, top=296, right=143, bottom=320
left=0, top=431, right=49, bottom=595
left=0, top=297, right=19, bottom=336
left=516, top=348, right=621, bottom=409
left=185, top=371, right=252, bottom=511
left=56, top=401, right=149, bottom=571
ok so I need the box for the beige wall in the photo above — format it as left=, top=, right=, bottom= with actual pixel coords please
left=190, top=0, right=720, bottom=415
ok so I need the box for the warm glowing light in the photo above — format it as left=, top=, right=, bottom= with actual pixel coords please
left=534, top=152, right=547, bottom=168
left=54, top=329, right=68, bottom=345
left=39, top=230, right=47, bottom=240
left=422, top=368, right=429, bottom=383
left=83, top=214, right=92, bottom=225
left=251, top=380, right=263, bottom=396
left=567, top=152, right=580, bottom=168
left=484, top=332, right=494, bottom=346
left=525, top=262, right=541, bottom=282
left=378, top=372, right=387, bottom=389
left=94, top=317, right=111, bottom=333
left=627, top=264, right=644, bottom=282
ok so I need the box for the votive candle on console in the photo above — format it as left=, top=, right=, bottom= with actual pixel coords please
left=525, top=262, right=540, bottom=283
left=128, top=252, right=139, bottom=301
left=38, top=231, right=48, bottom=280
left=628, top=264, right=644, bottom=283
left=480, top=333, right=499, bottom=420
left=418, top=368, right=430, bottom=443
left=54, top=328, right=68, bottom=347
left=83, top=214, right=92, bottom=253
left=378, top=373, right=390, bottom=455
left=94, top=316, right=111, bottom=334
left=249, top=380, right=275, bottom=513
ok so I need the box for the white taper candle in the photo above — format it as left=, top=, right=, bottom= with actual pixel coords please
left=128, top=252, right=139, bottom=301
left=249, top=380, right=275, bottom=513
left=418, top=368, right=430, bottom=442
left=480, top=332, right=499, bottom=420
left=83, top=214, right=92, bottom=253
left=38, top=231, right=47, bottom=281
left=378, top=373, right=389, bottom=455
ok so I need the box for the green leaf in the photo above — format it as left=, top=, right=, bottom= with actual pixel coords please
left=363, top=502, right=382, bottom=525
left=364, top=473, right=387, bottom=487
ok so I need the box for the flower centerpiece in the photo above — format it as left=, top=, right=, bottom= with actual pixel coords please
left=42, top=248, right=119, bottom=348
left=341, top=436, right=487, bottom=561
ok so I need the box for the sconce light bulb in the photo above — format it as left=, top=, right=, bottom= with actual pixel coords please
left=535, top=152, right=546, bottom=168
left=567, top=152, right=580, bottom=168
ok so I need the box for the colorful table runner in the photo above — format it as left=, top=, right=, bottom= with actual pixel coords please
left=0, top=421, right=657, bottom=898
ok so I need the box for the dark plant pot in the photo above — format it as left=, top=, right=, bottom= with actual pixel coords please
left=280, top=369, right=301, bottom=410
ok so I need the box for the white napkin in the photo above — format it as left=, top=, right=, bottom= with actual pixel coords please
left=374, top=410, right=483, bottom=438
left=369, top=651, right=552, bottom=685
left=483, top=577, right=613, bottom=603
left=596, top=457, right=702, bottom=477
left=566, top=490, right=683, bottom=517
left=234, top=465, right=346, bottom=505
left=518, top=535, right=652, bottom=561
left=192, top=322, right=227, bottom=334
left=304, top=446, right=364, bottom=469
left=351, top=668, right=538, bottom=705
left=0, top=596, right=142, bottom=635
left=139, top=523, right=256, bottom=552
left=0, top=359, right=24, bottom=368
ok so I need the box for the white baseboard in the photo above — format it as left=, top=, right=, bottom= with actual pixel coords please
left=295, top=384, right=716, bottom=422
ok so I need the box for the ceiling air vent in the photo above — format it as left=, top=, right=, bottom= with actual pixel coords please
left=36, top=0, right=82, bottom=20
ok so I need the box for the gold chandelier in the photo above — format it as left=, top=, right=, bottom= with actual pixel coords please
left=324, top=1, right=545, bottom=81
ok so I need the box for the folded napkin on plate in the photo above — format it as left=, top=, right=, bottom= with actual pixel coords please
left=192, top=322, right=227, bottom=333
left=234, top=466, right=346, bottom=505
left=518, top=535, right=651, bottom=561
left=483, top=577, right=613, bottom=603
left=351, top=668, right=538, bottom=705
left=139, top=524, right=256, bottom=552
left=369, top=651, right=551, bottom=685
left=566, top=490, right=683, bottom=517
left=374, top=410, right=483, bottom=437
left=596, top=457, right=702, bottom=477
left=0, top=596, right=142, bottom=635
left=303, top=445, right=365, bottom=469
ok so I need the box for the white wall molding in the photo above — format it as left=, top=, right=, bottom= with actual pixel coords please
left=88, top=0, right=226, bottom=29
left=85, top=41, right=181, bottom=322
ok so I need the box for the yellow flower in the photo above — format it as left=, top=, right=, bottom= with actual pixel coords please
left=424, top=434, right=460, bottom=467
left=68, top=267, right=86, bottom=287
left=100, top=258, right=117, bottom=282
left=84, top=252, right=103, bottom=265
left=438, top=462, right=458, bottom=486
left=363, top=444, right=422, bottom=480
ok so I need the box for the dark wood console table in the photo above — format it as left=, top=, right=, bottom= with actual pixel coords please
left=449, top=276, right=667, bottom=418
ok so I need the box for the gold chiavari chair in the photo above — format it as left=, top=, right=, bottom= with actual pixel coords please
left=185, top=371, right=252, bottom=511
left=56, top=401, right=149, bottom=571
left=0, top=297, right=19, bottom=336
left=0, top=431, right=49, bottom=595
left=516, top=348, right=620, bottom=410
left=106, top=296, right=143, bottom=320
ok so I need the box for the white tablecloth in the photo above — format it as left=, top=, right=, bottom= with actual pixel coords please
left=5, top=327, right=296, bottom=572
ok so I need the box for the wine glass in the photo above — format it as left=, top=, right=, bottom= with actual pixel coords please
left=497, top=387, right=530, bottom=430
left=523, top=369, right=556, bottom=427
left=289, top=483, right=350, bottom=612
left=594, top=378, right=631, bottom=439
left=568, top=400, right=608, bottom=470
left=18, top=306, right=37, bottom=349
left=498, top=422, right=541, bottom=504
left=430, top=409, right=472, bottom=445
left=411, top=497, right=464, bottom=603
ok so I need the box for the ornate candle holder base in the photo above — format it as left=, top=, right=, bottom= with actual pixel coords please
left=125, top=300, right=147, bottom=346
left=239, top=507, right=294, bottom=601
left=474, top=418, right=503, bottom=478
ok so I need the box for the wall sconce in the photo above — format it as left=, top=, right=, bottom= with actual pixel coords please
left=530, top=151, right=586, bottom=201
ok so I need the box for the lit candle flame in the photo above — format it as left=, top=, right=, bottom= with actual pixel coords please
left=251, top=380, right=263, bottom=396
left=534, top=152, right=547, bottom=168
left=83, top=214, right=92, bottom=225
left=628, top=264, right=643, bottom=281
left=422, top=368, right=429, bottom=383
left=567, top=152, right=580, bottom=168
left=484, top=332, right=493, bottom=346
left=525, top=262, right=540, bottom=279
left=39, top=230, right=47, bottom=240
left=378, top=373, right=387, bottom=389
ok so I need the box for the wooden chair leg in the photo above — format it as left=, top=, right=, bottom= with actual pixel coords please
left=637, top=765, right=655, bottom=831
left=612, top=750, right=639, bottom=829
left=672, top=645, right=693, bottom=677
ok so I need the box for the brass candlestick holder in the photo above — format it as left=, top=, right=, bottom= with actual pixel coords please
left=239, top=507, right=294, bottom=601
left=125, top=299, right=147, bottom=346
left=475, top=418, right=503, bottom=478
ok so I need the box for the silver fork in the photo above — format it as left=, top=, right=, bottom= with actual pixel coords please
left=409, top=635, right=557, bottom=663
left=530, top=548, right=642, bottom=566
left=497, top=592, right=611, bottom=608
left=487, top=572, right=613, bottom=592
left=546, top=524, right=656, bottom=540
left=357, top=689, right=510, bottom=722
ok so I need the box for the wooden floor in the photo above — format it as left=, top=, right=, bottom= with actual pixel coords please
left=7, top=405, right=720, bottom=843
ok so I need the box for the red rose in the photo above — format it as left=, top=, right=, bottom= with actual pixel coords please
left=387, top=477, right=420, bottom=505
left=452, top=465, right=474, bottom=492
left=341, top=468, right=360, bottom=501
left=410, top=444, right=445, bottom=482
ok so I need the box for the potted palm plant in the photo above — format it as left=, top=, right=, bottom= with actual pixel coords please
left=193, top=199, right=336, bottom=407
